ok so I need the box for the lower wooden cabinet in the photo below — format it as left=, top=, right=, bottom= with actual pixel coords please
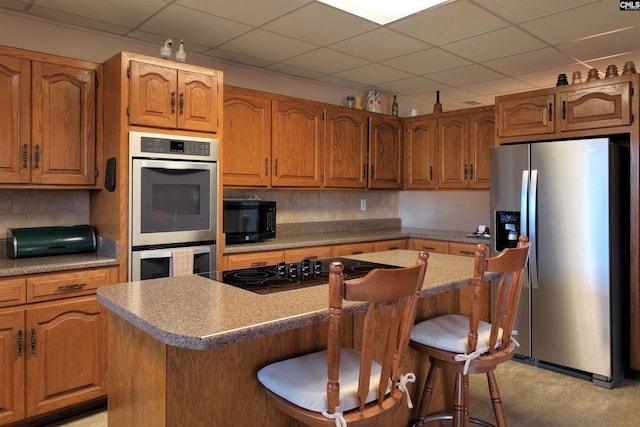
left=372, top=239, right=407, bottom=251
left=0, top=266, right=115, bottom=425
left=332, top=242, right=374, bottom=256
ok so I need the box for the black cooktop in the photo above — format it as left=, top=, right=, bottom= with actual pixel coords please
left=200, top=258, right=400, bottom=295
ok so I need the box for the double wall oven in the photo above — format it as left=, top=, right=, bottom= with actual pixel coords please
left=129, top=131, right=219, bottom=281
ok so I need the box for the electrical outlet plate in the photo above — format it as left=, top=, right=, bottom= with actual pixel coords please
left=360, top=199, right=366, bottom=211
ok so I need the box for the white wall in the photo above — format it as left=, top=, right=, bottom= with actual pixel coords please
left=399, top=191, right=490, bottom=232
left=0, top=9, right=487, bottom=233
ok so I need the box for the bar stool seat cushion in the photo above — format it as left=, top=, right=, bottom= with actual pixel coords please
left=411, top=314, right=502, bottom=355
left=258, top=348, right=385, bottom=413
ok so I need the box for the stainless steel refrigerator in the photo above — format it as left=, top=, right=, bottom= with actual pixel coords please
left=490, top=137, right=628, bottom=388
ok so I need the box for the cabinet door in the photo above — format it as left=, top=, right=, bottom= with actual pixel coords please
left=437, top=115, right=469, bottom=189
left=129, top=60, right=177, bottom=129
left=0, top=307, right=25, bottom=425
left=496, top=94, right=555, bottom=138
left=468, top=110, right=494, bottom=189
left=223, top=90, right=272, bottom=187
left=26, top=267, right=114, bottom=304
left=404, top=117, right=437, bottom=189
left=324, top=108, right=368, bottom=188
left=0, top=55, right=30, bottom=184
left=25, top=297, right=107, bottom=417
left=31, top=62, right=96, bottom=185
left=0, top=277, right=26, bottom=308
left=369, top=115, right=402, bottom=189
left=177, top=70, right=218, bottom=132
left=272, top=99, right=323, bottom=187
left=559, top=81, right=632, bottom=132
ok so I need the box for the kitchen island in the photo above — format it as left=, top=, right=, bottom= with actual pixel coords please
left=97, top=249, right=482, bottom=426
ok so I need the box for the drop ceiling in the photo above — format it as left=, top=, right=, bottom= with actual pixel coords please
left=1, top=0, right=639, bottom=112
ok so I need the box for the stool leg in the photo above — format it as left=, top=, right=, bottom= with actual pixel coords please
left=453, top=372, right=464, bottom=427
left=487, top=370, right=507, bottom=427
left=415, top=363, right=438, bottom=424
left=463, top=374, right=470, bottom=427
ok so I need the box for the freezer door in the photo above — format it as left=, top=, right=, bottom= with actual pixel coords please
left=490, top=144, right=531, bottom=357
left=530, top=138, right=613, bottom=378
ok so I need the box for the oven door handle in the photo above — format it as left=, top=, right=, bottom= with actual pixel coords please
left=136, top=159, right=214, bottom=171
left=138, top=247, right=211, bottom=259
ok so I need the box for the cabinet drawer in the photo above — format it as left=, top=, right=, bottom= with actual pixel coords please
left=332, top=242, right=374, bottom=257
left=224, top=251, right=285, bottom=270
left=496, top=94, right=555, bottom=138
left=26, top=268, right=113, bottom=303
left=448, top=242, right=482, bottom=257
left=284, top=246, right=333, bottom=263
left=0, top=277, right=26, bottom=307
left=408, top=238, right=448, bottom=254
left=372, top=239, right=407, bottom=251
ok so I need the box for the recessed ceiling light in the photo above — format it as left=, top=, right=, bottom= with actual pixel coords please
left=318, top=0, right=451, bottom=25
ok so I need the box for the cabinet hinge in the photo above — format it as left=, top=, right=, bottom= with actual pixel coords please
left=95, top=77, right=99, bottom=89
left=94, top=168, right=99, bottom=178
left=126, top=106, right=130, bottom=116
left=322, top=112, right=325, bottom=121
left=127, top=67, right=130, bottom=79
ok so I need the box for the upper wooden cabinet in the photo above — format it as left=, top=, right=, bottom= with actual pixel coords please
left=271, top=98, right=324, bottom=188
left=324, top=106, right=368, bottom=189
left=369, top=115, right=402, bottom=189
left=223, top=88, right=271, bottom=187
left=404, top=117, right=437, bottom=190
left=0, top=47, right=100, bottom=187
left=128, top=60, right=219, bottom=133
left=496, top=75, right=634, bottom=142
left=437, top=107, right=494, bottom=189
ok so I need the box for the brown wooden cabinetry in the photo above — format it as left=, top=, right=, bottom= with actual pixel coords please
left=324, top=107, right=368, bottom=189
left=224, top=250, right=285, bottom=270
left=128, top=60, right=219, bottom=133
left=0, top=266, right=115, bottom=425
left=404, top=117, right=437, bottom=189
left=332, top=242, right=374, bottom=256
left=369, top=115, right=402, bottom=189
left=0, top=47, right=100, bottom=187
left=272, top=98, right=324, bottom=187
left=284, top=246, right=333, bottom=263
left=372, top=239, right=407, bottom=251
left=408, top=238, right=448, bottom=254
left=223, top=88, right=271, bottom=187
left=496, top=76, right=633, bottom=142
left=437, top=107, right=493, bottom=189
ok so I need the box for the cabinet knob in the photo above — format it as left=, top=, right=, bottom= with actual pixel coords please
left=17, top=329, right=23, bottom=357
left=179, top=92, right=185, bottom=115
left=22, top=144, right=28, bottom=169
left=31, top=327, right=36, bottom=355
left=34, top=144, right=40, bottom=169
left=171, top=91, right=176, bottom=114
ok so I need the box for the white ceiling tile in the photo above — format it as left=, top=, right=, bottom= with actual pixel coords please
left=175, top=0, right=312, bottom=26
left=33, top=0, right=164, bottom=28
left=263, top=2, right=377, bottom=45
left=557, top=26, right=640, bottom=62
left=266, top=62, right=325, bottom=79
left=28, top=5, right=131, bottom=34
left=316, top=74, right=365, bottom=90
left=460, top=77, right=536, bottom=96
left=388, top=0, right=509, bottom=45
left=0, top=0, right=29, bottom=11
left=425, top=64, right=505, bottom=86
left=283, top=48, right=369, bottom=75
left=476, top=0, right=599, bottom=23
left=217, top=29, right=316, bottom=62
left=140, top=4, right=252, bottom=47
left=520, top=1, right=640, bottom=45
left=329, top=28, right=431, bottom=62
left=382, top=48, right=472, bottom=75
left=333, top=63, right=413, bottom=86
left=483, top=48, right=576, bottom=77
left=129, top=30, right=211, bottom=54
left=443, top=27, right=547, bottom=62
left=203, top=48, right=275, bottom=68
left=375, top=76, right=442, bottom=96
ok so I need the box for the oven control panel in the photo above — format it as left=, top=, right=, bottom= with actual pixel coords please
left=141, top=137, right=211, bottom=156
left=129, top=131, right=219, bottom=162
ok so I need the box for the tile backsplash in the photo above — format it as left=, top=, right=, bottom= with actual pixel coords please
left=223, top=189, right=399, bottom=223
left=0, top=190, right=90, bottom=236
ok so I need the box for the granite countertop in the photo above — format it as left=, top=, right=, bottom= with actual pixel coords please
left=97, top=249, right=480, bottom=351
left=223, top=226, right=491, bottom=254
left=0, top=252, right=119, bottom=277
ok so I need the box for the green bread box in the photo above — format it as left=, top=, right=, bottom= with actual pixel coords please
left=7, top=225, right=97, bottom=259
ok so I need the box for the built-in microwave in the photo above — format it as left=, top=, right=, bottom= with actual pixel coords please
left=223, top=199, right=276, bottom=244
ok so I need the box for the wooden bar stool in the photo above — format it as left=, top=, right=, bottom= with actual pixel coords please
left=409, top=237, right=530, bottom=427
left=258, top=251, right=429, bottom=426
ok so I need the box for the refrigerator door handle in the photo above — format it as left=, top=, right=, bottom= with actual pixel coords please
left=529, top=169, right=539, bottom=289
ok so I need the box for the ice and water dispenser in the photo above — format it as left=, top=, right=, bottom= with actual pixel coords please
left=496, top=211, right=520, bottom=251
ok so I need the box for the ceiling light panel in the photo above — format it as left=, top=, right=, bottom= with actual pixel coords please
left=318, top=0, right=449, bottom=25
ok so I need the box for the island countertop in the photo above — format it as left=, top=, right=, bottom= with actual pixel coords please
left=97, top=249, right=480, bottom=351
